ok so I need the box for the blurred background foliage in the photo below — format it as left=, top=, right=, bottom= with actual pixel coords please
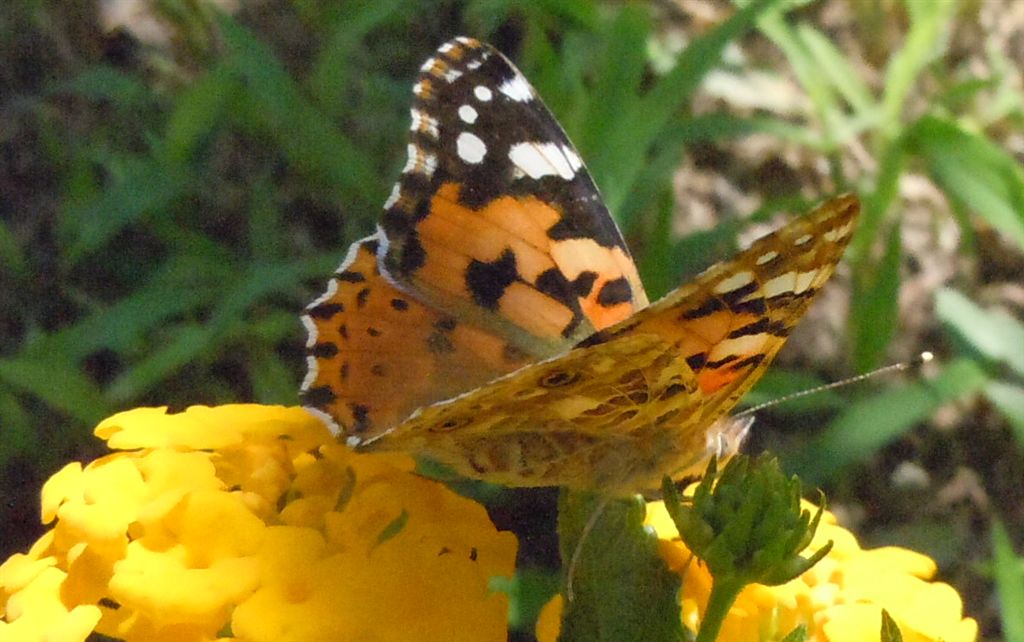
left=2, top=0, right=1023, bottom=639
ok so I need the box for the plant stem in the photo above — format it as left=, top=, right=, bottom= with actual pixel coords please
left=695, top=577, right=745, bottom=642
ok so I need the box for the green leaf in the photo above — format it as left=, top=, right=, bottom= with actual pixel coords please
left=557, top=492, right=683, bottom=642
left=992, top=518, right=1024, bottom=642
left=851, top=221, right=902, bottom=371
left=757, top=12, right=841, bottom=146
left=984, top=381, right=1024, bottom=445
left=216, top=14, right=377, bottom=210
left=790, top=358, right=991, bottom=484
left=591, top=0, right=782, bottom=214
left=0, top=355, right=111, bottom=425
left=935, top=288, right=1024, bottom=377
left=795, top=24, right=875, bottom=116
left=492, top=567, right=560, bottom=632
left=905, top=115, right=1024, bottom=251
left=105, top=259, right=312, bottom=401
left=880, top=610, right=904, bottom=642
left=308, top=0, right=408, bottom=109
left=576, top=6, right=650, bottom=159
left=879, top=0, right=955, bottom=138
left=165, top=63, right=240, bottom=165
left=779, top=625, right=808, bottom=642
left=0, top=217, right=26, bottom=275
left=0, top=389, right=38, bottom=470
left=64, top=155, right=188, bottom=262
left=51, top=65, right=153, bottom=110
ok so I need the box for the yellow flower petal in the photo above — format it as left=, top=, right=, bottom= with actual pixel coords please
left=2, top=566, right=101, bottom=642
left=110, top=541, right=259, bottom=631
left=5, top=404, right=518, bottom=642
left=40, top=463, right=82, bottom=524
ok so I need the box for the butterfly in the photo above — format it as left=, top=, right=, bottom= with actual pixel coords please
left=300, top=36, right=859, bottom=496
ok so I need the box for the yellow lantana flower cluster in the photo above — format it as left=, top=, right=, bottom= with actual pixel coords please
left=0, top=405, right=517, bottom=642
left=537, top=499, right=978, bottom=642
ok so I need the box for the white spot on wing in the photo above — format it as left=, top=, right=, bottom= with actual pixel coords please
left=443, top=68, right=462, bottom=83
left=401, top=144, right=437, bottom=177
left=793, top=269, right=818, bottom=294
left=760, top=269, right=819, bottom=298
left=439, top=42, right=454, bottom=54
left=713, top=270, right=755, bottom=294
left=458, top=104, right=478, bottom=124
left=409, top=109, right=438, bottom=138
left=794, top=233, right=813, bottom=246
left=508, top=142, right=578, bottom=180
left=823, top=221, right=854, bottom=242
left=498, top=74, right=533, bottom=102
left=755, top=250, right=779, bottom=266
left=563, top=145, right=583, bottom=172
left=474, top=85, right=492, bottom=101
left=457, top=132, right=487, bottom=163
left=466, top=59, right=483, bottom=70
left=420, top=57, right=437, bottom=73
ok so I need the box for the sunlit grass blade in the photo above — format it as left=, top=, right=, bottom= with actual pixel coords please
left=879, top=0, right=955, bottom=138
left=985, top=381, right=1024, bottom=446
left=906, top=115, right=1024, bottom=251
left=795, top=23, right=875, bottom=116
left=992, top=518, right=1024, bottom=642
left=592, top=0, right=781, bottom=214
left=936, top=288, right=1024, bottom=377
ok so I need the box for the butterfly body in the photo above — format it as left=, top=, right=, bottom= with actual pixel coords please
left=301, top=37, right=859, bottom=495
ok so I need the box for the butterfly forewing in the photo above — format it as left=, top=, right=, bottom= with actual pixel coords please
left=380, top=37, right=648, bottom=355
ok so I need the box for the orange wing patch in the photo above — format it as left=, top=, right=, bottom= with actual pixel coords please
left=302, top=234, right=530, bottom=439
left=393, top=181, right=647, bottom=353
left=378, top=37, right=648, bottom=358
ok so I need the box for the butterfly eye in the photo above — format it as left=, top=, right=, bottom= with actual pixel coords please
left=539, top=370, right=580, bottom=388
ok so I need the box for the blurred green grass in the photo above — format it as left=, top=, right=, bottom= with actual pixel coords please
left=2, top=0, right=1023, bottom=638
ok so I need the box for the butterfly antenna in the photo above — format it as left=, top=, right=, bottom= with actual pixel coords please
left=734, top=351, right=934, bottom=419
left=565, top=494, right=614, bottom=603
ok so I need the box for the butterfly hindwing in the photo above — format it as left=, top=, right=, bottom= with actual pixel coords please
left=302, top=234, right=531, bottom=438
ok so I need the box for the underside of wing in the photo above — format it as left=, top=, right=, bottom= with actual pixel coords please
left=359, top=194, right=859, bottom=493
left=581, top=194, right=861, bottom=428
left=362, top=332, right=722, bottom=493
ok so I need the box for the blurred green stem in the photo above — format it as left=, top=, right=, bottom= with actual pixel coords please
left=695, top=577, right=744, bottom=642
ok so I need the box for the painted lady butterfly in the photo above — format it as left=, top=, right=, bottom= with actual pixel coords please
left=301, top=37, right=859, bottom=495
